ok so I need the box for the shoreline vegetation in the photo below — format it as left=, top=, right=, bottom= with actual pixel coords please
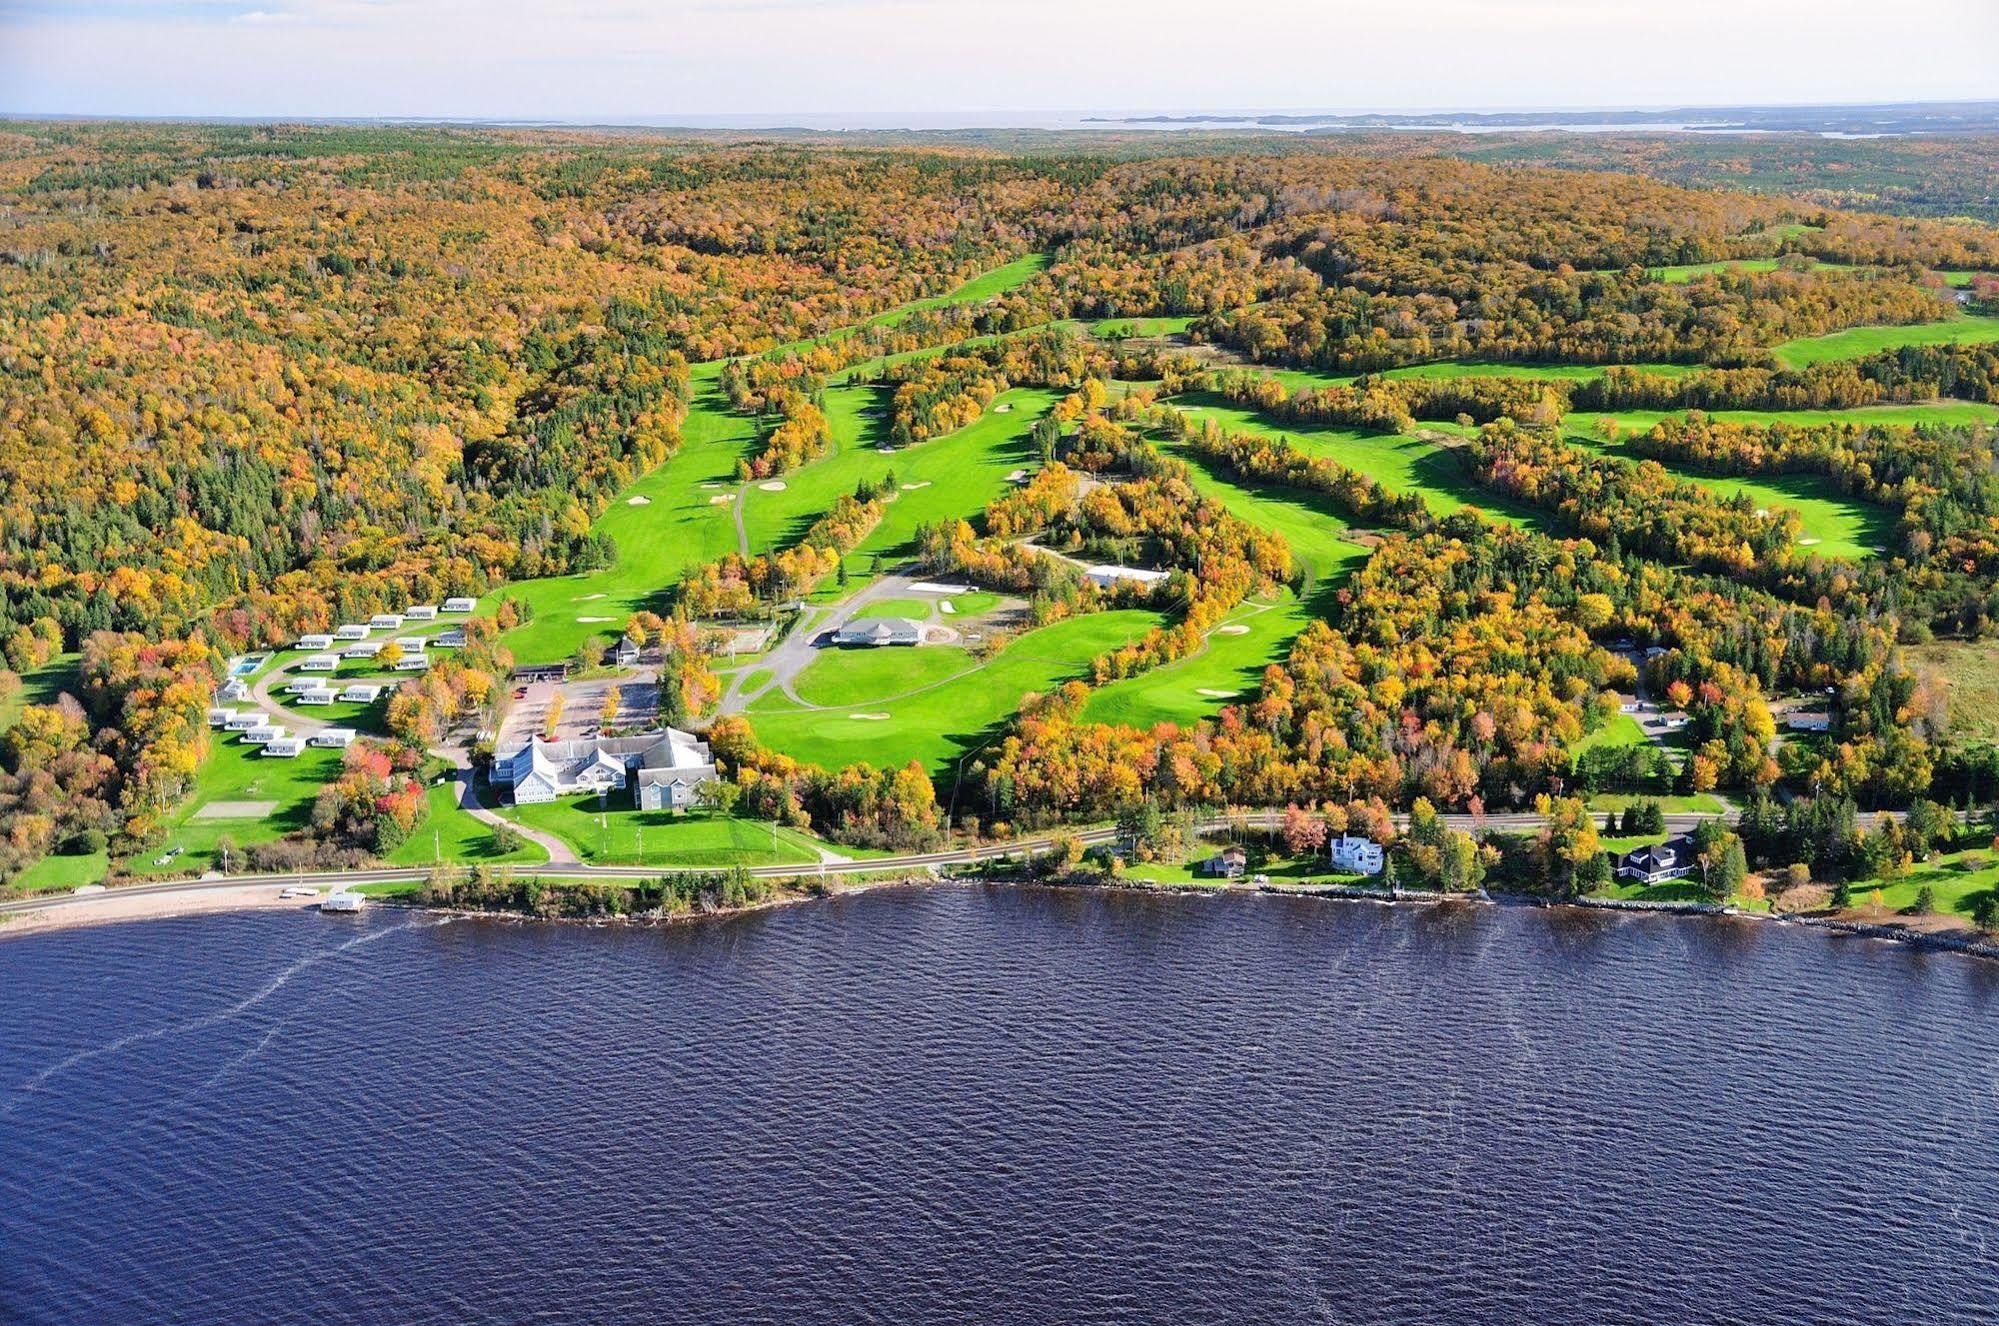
left=10, top=861, right=1998, bottom=967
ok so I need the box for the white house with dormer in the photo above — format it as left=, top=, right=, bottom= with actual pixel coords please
left=495, top=728, right=718, bottom=812
left=1329, top=834, right=1385, bottom=876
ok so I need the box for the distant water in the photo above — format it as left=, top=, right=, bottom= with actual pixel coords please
left=3, top=888, right=1996, bottom=1325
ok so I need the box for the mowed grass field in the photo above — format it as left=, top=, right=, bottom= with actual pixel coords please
left=503, top=798, right=830, bottom=868
left=745, top=609, right=1161, bottom=777
left=1082, top=593, right=1309, bottom=730
left=1772, top=314, right=1999, bottom=368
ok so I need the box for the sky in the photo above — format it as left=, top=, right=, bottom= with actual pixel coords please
left=2, top=0, right=1995, bottom=123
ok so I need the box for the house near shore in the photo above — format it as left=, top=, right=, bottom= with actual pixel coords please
left=311, top=728, right=357, bottom=749
left=1615, top=835, right=1699, bottom=885
left=496, top=728, right=718, bottom=812
left=442, top=597, right=476, bottom=614
left=1200, top=845, right=1248, bottom=878
left=1329, top=834, right=1385, bottom=876
left=1084, top=564, right=1172, bottom=591
left=833, top=617, right=922, bottom=648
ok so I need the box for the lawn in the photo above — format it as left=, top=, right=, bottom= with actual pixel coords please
left=746, top=608, right=1162, bottom=778
left=937, top=591, right=999, bottom=617
left=128, top=736, right=346, bottom=876
left=10, top=848, right=111, bottom=894
left=1586, top=791, right=1730, bottom=815
left=852, top=597, right=936, bottom=621
left=1838, top=849, right=1999, bottom=924
left=1170, top=392, right=1550, bottom=528
left=791, top=642, right=974, bottom=708
left=0, top=652, right=80, bottom=735
left=1771, top=314, right=1999, bottom=368
left=1910, top=640, right=1999, bottom=744
left=384, top=783, right=549, bottom=869
left=1094, top=316, right=1198, bottom=339
left=505, top=797, right=829, bottom=868
left=1571, top=712, right=1647, bottom=756
left=1082, top=593, right=1309, bottom=730
left=1121, top=845, right=1330, bottom=885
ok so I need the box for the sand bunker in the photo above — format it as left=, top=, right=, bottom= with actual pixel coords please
left=1197, top=688, right=1239, bottom=699
left=578, top=615, right=613, bottom=623
left=1214, top=624, right=1251, bottom=636
left=708, top=495, right=733, bottom=505
left=626, top=495, right=652, bottom=506
left=849, top=712, right=891, bottom=721
left=759, top=480, right=787, bottom=492
left=1799, top=537, right=1822, bottom=546
left=900, top=481, right=931, bottom=490
left=939, top=601, right=956, bottom=615
left=577, top=593, right=605, bottom=601
left=193, top=800, right=279, bottom=820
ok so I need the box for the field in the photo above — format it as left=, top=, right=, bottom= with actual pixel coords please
left=1094, top=316, right=1198, bottom=339
left=10, top=848, right=111, bottom=894
left=1911, top=640, right=1999, bottom=743
left=744, top=609, right=1162, bottom=777
left=504, top=798, right=830, bottom=868
left=0, top=652, right=79, bottom=735
left=1571, top=712, right=1647, bottom=756
left=1082, top=594, right=1308, bottom=730
left=1835, top=850, right=1999, bottom=924
left=1771, top=314, right=1999, bottom=368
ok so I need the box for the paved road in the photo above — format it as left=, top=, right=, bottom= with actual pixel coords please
left=0, top=810, right=1727, bottom=920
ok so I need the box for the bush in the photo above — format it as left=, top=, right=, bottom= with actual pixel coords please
left=63, top=828, right=107, bottom=856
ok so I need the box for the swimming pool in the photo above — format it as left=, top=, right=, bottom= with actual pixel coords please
left=229, top=655, right=266, bottom=676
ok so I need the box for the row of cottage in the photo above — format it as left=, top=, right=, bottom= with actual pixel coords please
left=204, top=710, right=359, bottom=760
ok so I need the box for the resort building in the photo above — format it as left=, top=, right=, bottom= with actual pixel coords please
left=833, top=617, right=923, bottom=648
left=296, top=633, right=334, bottom=651
left=340, top=683, right=385, bottom=704
left=393, top=636, right=427, bottom=650
left=343, top=640, right=385, bottom=658
left=243, top=724, right=285, bottom=746
left=614, top=636, right=641, bottom=668
left=207, top=707, right=238, bottom=728
left=392, top=652, right=431, bottom=671
left=496, top=728, right=718, bottom=812
left=1084, top=564, right=1172, bottom=591
left=435, top=628, right=467, bottom=648
left=1329, top=834, right=1386, bottom=876
left=310, top=728, right=358, bottom=749
left=223, top=712, right=262, bottom=733
left=299, top=654, right=340, bottom=672
left=405, top=605, right=438, bottom=621
left=263, top=737, right=305, bottom=758
left=334, top=624, right=370, bottom=641
left=219, top=678, right=250, bottom=703
left=296, top=685, right=337, bottom=706
left=1616, top=835, right=1699, bottom=885
left=368, top=613, right=404, bottom=631
left=442, top=597, right=476, bottom=614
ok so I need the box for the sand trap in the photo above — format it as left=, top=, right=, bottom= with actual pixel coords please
left=759, top=480, right=787, bottom=492
left=939, top=601, right=956, bottom=615
left=849, top=712, right=891, bottom=721
left=577, top=593, right=605, bottom=601
left=578, top=615, right=614, bottom=623
left=911, top=581, right=973, bottom=594
left=900, top=481, right=931, bottom=490
left=708, top=495, right=733, bottom=505
left=1197, top=688, right=1239, bottom=699
left=193, top=800, right=278, bottom=820
left=994, top=403, right=1013, bottom=413
left=1799, top=537, right=1822, bottom=546
left=1214, top=624, right=1251, bottom=636
left=626, top=495, right=652, bottom=506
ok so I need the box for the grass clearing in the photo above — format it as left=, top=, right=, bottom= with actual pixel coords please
left=10, top=848, right=110, bottom=894
left=1771, top=314, right=1999, bottom=368
left=1840, top=849, right=1999, bottom=923
left=1911, top=640, right=1999, bottom=744
left=1095, top=316, right=1197, bottom=339
left=505, top=798, right=828, bottom=868
left=747, top=609, right=1162, bottom=777
left=1572, top=713, right=1647, bottom=756
left=0, top=653, right=80, bottom=734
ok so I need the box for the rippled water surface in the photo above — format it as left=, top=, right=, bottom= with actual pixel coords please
left=3, top=886, right=1997, bottom=1324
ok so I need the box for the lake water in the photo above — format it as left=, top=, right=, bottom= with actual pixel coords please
left=3, top=886, right=1997, bottom=1324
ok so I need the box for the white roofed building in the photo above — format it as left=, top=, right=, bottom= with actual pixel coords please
left=496, top=728, right=718, bottom=812
left=1084, top=564, right=1171, bottom=591
left=832, top=617, right=923, bottom=648
left=442, top=597, right=476, bottom=613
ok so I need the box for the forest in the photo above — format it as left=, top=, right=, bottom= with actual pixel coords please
left=4, top=120, right=1999, bottom=921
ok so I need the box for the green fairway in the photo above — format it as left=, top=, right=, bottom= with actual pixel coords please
left=1256, top=361, right=1696, bottom=396
left=1171, top=393, right=1549, bottom=528
left=504, top=798, right=829, bottom=868
left=1771, top=314, right=1999, bottom=368
left=1082, top=593, right=1309, bottom=730
left=1094, top=316, right=1197, bottom=339
left=746, top=608, right=1162, bottom=777
left=742, top=386, right=1056, bottom=579
left=791, top=642, right=972, bottom=708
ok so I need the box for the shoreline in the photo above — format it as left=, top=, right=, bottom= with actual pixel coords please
left=8, top=869, right=1998, bottom=965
